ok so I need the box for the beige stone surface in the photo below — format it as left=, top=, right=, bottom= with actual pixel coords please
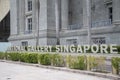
left=0, top=0, right=10, bottom=22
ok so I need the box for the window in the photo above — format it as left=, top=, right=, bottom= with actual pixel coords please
left=25, top=17, right=32, bottom=34
left=25, top=0, right=32, bottom=34
left=67, top=39, right=77, bottom=45
left=108, top=7, right=113, bottom=21
left=68, top=0, right=72, bottom=25
left=92, top=37, right=106, bottom=44
left=27, top=0, right=32, bottom=11
left=22, top=41, right=28, bottom=46
left=27, top=17, right=32, bottom=33
left=104, top=1, right=112, bottom=22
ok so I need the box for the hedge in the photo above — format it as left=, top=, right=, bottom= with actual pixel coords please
left=51, top=54, right=65, bottom=67
left=38, top=53, right=51, bottom=65
left=7, top=53, right=21, bottom=61
left=87, top=56, right=98, bottom=70
left=66, top=55, right=86, bottom=70
left=87, top=56, right=106, bottom=71
left=0, top=52, right=5, bottom=59
left=112, top=57, right=120, bottom=74
left=20, top=53, right=38, bottom=63
left=1, top=52, right=120, bottom=75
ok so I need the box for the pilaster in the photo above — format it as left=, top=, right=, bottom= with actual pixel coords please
left=38, top=0, right=57, bottom=45
left=61, top=0, right=68, bottom=31
left=113, top=0, right=120, bottom=25
left=10, top=0, right=18, bottom=36
left=19, top=0, right=25, bottom=34
left=83, top=0, right=92, bottom=29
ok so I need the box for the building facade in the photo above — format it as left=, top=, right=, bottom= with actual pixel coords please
left=9, top=0, right=120, bottom=46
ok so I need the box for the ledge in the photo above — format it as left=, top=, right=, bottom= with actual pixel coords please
left=60, top=26, right=120, bottom=38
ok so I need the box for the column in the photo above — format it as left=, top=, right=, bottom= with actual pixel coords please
left=10, top=0, right=18, bottom=35
left=39, top=0, right=47, bottom=30
left=83, top=0, right=91, bottom=29
left=113, top=0, right=120, bottom=25
left=55, top=0, right=60, bottom=44
left=83, top=0, right=92, bottom=44
left=19, top=0, right=25, bottom=34
left=61, top=0, right=68, bottom=31
left=32, top=0, right=39, bottom=34
left=35, top=0, right=40, bottom=46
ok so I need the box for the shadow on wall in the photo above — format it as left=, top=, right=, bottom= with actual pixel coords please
left=0, top=11, right=10, bottom=42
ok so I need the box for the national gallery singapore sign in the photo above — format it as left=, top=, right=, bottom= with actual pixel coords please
left=7, top=44, right=118, bottom=54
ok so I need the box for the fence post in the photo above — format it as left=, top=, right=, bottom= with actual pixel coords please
left=112, top=66, right=117, bottom=74
left=87, top=56, right=90, bottom=71
left=112, top=62, right=120, bottom=75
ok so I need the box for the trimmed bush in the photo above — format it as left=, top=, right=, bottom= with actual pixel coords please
left=7, top=53, right=21, bottom=61
left=112, top=57, right=120, bottom=75
left=20, top=53, right=28, bottom=62
left=66, top=55, right=86, bottom=70
left=51, top=54, right=65, bottom=67
left=87, top=56, right=98, bottom=70
left=87, top=56, right=106, bottom=71
left=0, top=52, right=5, bottom=59
left=116, top=46, right=120, bottom=54
left=28, top=53, right=38, bottom=63
left=2, top=51, right=120, bottom=75
left=38, top=53, right=51, bottom=65
left=20, top=53, right=38, bottom=63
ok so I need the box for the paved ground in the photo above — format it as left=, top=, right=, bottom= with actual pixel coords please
left=0, top=62, right=111, bottom=80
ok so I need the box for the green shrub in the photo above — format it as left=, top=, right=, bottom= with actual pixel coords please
left=20, top=53, right=38, bottom=63
left=4, top=53, right=10, bottom=60
left=87, top=56, right=106, bottom=71
left=51, top=54, right=65, bottom=67
left=8, top=53, right=21, bottom=61
left=20, top=53, right=28, bottom=62
left=38, top=53, right=51, bottom=65
left=87, top=56, right=98, bottom=70
left=0, top=52, right=5, bottom=59
left=28, top=53, right=38, bottom=63
left=66, top=55, right=86, bottom=70
left=51, top=46, right=56, bottom=52
left=112, top=57, right=120, bottom=74
left=116, top=46, right=120, bottom=54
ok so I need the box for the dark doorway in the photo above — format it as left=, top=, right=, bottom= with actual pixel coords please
left=108, top=7, right=113, bottom=22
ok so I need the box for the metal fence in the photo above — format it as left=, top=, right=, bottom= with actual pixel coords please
left=68, top=24, right=83, bottom=30
left=68, top=19, right=112, bottom=30
left=91, top=19, right=112, bottom=28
